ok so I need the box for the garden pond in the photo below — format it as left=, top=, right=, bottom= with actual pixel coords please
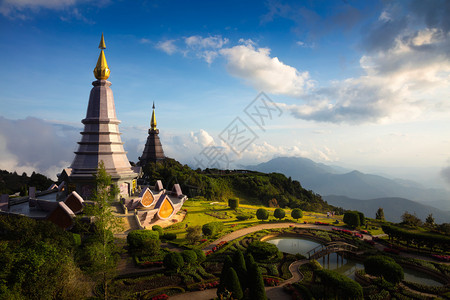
left=267, top=237, right=444, bottom=287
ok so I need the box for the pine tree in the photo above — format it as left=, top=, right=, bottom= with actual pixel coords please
left=232, top=250, right=247, bottom=289
left=217, top=255, right=233, bottom=297
left=82, top=161, right=123, bottom=300
left=224, top=267, right=243, bottom=300
left=247, top=262, right=266, bottom=300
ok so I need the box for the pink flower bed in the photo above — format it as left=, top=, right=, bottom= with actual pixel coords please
left=196, top=281, right=219, bottom=290
left=432, top=254, right=450, bottom=262
left=315, top=221, right=330, bottom=226
left=263, top=277, right=280, bottom=286
left=332, top=227, right=353, bottom=235
left=151, top=294, right=168, bottom=300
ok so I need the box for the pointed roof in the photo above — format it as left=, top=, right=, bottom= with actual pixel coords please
left=151, top=102, right=157, bottom=130
left=70, top=34, right=136, bottom=187
left=93, top=33, right=110, bottom=80
left=138, top=102, right=165, bottom=166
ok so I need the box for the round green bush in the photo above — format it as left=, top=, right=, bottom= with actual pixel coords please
left=163, top=252, right=184, bottom=271
left=256, top=208, right=269, bottom=221
left=274, top=208, right=285, bottom=220
left=291, top=208, right=303, bottom=220
left=127, top=230, right=159, bottom=249
left=364, top=256, right=404, bottom=284
left=246, top=241, right=280, bottom=261
left=181, top=250, right=197, bottom=265
left=202, top=222, right=224, bottom=236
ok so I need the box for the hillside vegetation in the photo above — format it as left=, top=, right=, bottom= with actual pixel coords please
left=0, top=169, right=54, bottom=196
left=142, top=158, right=337, bottom=213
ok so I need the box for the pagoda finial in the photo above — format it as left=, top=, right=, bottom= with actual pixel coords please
left=93, top=33, right=110, bottom=80
left=151, top=102, right=157, bottom=130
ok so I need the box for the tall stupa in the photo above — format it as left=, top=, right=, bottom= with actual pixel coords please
left=69, top=34, right=137, bottom=199
left=138, top=102, right=166, bottom=166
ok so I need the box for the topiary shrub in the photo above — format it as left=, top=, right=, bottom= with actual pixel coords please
left=315, top=269, right=363, bottom=299
left=127, top=230, right=159, bottom=249
left=163, top=252, right=184, bottom=271
left=274, top=208, right=285, bottom=220
left=246, top=241, right=280, bottom=261
left=364, top=256, right=404, bottom=284
left=228, top=198, right=239, bottom=210
left=256, top=208, right=269, bottom=221
left=162, top=233, right=177, bottom=240
left=291, top=208, right=303, bottom=220
left=343, top=211, right=360, bottom=228
left=202, top=222, right=224, bottom=237
left=181, top=250, right=197, bottom=265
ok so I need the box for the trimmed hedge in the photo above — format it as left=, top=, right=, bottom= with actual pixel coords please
left=343, top=211, right=360, bottom=228
left=202, top=222, right=224, bottom=237
left=127, top=230, right=159, bottom=249
left=316, top=269, right=363, bottom=299
left=364, top=255, right=404, bottom=284
left=382, top=224, right=450, bottom=251
left=163, top=252, right=184, bottom=271
left=181, top=250, right=197, bottom=265
left=246, top=241, right=279, bottom=261
left=228, top=198, right=239, bottom=209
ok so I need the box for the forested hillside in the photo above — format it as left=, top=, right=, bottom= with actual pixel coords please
left=0, top=170, right=54, bottom=195
left=142, top=158, right=337, bottom=213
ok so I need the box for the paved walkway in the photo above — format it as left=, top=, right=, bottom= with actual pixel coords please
left=202, top=222, right=373, bottom=252
left=170, top=259, right=309, bottom=300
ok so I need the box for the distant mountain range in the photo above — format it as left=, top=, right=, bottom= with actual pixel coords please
left=247, top=156, right=450, bottom=222
left=323, top=195, right=450, bottom=223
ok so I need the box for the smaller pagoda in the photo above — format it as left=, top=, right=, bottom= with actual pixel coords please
left=138, top=103, right=166, bottom=166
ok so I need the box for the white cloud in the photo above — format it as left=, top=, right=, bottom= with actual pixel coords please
left=286, top=27, right=450, bottom=124
left=220, top=43, right=313, bottom=97
left=190, top=129, right=214, bottom=148
left=0, top=0, right=103, bottom=18
left=184, top=35, right=229, bottom=49
left=139, top=38, right=151, bottom=44
left=155, top=40, right=178, bottom=55
left=0, top=117, right=79, bottom=180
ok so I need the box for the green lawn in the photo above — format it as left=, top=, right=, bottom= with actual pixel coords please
left=163, top=198, right=345, bottom=243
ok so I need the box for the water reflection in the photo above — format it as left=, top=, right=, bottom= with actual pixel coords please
left=266, top=237, right=443, bottom=286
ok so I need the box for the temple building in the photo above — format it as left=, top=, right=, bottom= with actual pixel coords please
left=138, top=102, right=166, bottom=166
left=66, top=34, right=138, bottom=199
left=1, top=34, right=187, bottom=230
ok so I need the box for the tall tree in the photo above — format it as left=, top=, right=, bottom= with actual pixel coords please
left=425, top=214, right=435, bottom=228
left=375, top=207, right=385, bottom=221
left=82, top=161, right=123, bottom=300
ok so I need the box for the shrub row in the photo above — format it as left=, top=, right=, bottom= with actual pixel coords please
left=315, top=269, right=363, bottom=299
left=383, top=224, right=450, bottom=251
left=202, top=222, right=224, bottom=237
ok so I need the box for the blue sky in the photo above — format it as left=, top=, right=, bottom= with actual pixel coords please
left=0, top=0, right=450, bottom=188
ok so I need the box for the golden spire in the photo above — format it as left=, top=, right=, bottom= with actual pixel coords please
left=151, top=102, right=157, bottom=130
left=93, top=33, right=110, bottom=80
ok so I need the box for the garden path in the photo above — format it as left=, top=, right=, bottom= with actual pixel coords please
left=202, top=222, right=372, bottom=252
